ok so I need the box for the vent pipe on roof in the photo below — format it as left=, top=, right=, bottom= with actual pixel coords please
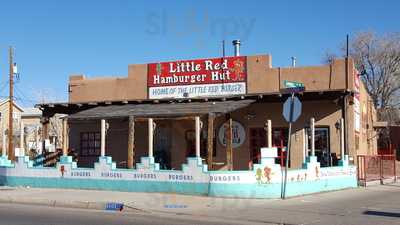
left=232, top=39, right=241, bottom=56
left=291, top=56, right=296, bottom=67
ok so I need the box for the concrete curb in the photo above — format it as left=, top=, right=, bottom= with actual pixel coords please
left=0, top=196, right=269, bottom=225
left=0, top=197, right=126, bottom=212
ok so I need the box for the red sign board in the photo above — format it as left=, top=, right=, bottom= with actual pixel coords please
left=147, top=56, right=247, bottom=99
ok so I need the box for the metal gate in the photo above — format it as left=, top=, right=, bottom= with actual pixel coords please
left=357, top=155, right=397, bottom=186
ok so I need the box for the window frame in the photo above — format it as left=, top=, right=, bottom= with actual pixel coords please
left=80, top=132, right=101, bottom=157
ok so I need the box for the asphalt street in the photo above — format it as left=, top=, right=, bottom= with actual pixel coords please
left=0, top=203, right=252, bottom=225
left=0, top=183, right=399, bottom=225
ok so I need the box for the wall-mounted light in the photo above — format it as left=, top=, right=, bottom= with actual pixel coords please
left=335, top=121, right=341, bottom=130
left=245, top=111, right=256, bottom=120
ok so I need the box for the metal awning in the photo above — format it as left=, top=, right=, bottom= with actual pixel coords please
left=67, top=99, right=255, bottom=120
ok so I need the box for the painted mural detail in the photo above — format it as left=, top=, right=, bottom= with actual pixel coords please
left=60, top=165, right=65, bottom=177
left=255, top=166, right=275, bottom=184
left=315, top=166, right=320, bottom=179
left=251, top=157, right=356, bottom=186
left=229, top=58, right=246, bottom=81
left=255, top=168, right=263, bottom=183
left=0, top=155, right=357, bottom=199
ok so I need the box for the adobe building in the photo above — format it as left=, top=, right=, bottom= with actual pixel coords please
left=37, top=45, right=378, bottom=171
left=0, top=99, right=42, bottom=156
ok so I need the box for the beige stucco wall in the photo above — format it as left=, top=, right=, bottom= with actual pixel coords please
left=355, top=81, right=378, bottom=156
left=68, top=100, right=348, bottom=170
left=69, top=119, right=131, bottom=168
left=65, top=54, right=377, bottom=169
left=68, top=55, right=355, bottom=103
left=211, top=100, right=343, bottom=170
left=344, top=76, right=378, bottom=164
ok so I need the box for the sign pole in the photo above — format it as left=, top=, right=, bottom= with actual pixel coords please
left=281, top=80, right=304, bottom=199
left=282, top=92, right=295, bottom=199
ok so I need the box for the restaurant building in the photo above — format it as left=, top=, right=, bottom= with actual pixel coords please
left=37, top=43, right=378, bottom=171
left=0, top=42, right=380, bottom=198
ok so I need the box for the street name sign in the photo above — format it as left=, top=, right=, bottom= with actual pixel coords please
left=282, top=80, right=305, bottom=93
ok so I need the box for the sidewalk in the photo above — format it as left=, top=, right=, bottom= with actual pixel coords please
left=0, top=183, right=399, bottom=225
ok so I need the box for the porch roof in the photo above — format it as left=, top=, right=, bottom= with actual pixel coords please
left=67, top=99, right=255, bottom=120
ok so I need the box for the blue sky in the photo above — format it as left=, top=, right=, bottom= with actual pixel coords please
left=0, top=0, right=398, bottom=106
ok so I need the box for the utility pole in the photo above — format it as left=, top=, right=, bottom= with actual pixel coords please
left=8, top=46, right=14, bottom=161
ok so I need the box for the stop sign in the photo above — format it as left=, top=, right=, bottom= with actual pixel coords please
left=283, top=96, right=302, bottom=123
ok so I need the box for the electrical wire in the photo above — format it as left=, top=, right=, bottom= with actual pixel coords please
left=14, top=86, right=37, bottom=104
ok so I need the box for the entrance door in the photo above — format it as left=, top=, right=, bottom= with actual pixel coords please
left=272, top=128, right=288, bottom=167
left=249, top=128, right=266, bottom=165
left=249, top=128, right=289, bottom=167
left=154, top=124, right=171, bottom=169
left=307, top=127, right=330, bottom=167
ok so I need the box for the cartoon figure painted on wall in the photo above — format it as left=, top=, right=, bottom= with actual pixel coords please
left=315, top=166, right=320, bottom=179
left=60, top=165, right=65, bottom=177
left=255, top=166, right=275, bottom=184
left=256, top=168, right=263, bottom=184
left=264, top=166, right=272, bottom=182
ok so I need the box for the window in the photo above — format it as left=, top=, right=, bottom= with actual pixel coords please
left=306, top=127, right=331, bottom=167
left=80, top=132, right=101, bottom=156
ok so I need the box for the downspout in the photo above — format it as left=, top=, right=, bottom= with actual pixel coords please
left=343, top=34, right=350, bottom=157
left=342, top=94, right=349, bottom=157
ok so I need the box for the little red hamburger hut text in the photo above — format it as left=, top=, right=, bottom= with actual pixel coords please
left=148, top=56, right=246, bottom=87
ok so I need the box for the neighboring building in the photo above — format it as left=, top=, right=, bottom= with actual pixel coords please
left=21, top=107, right=42, bottom=153
left=0, top=99, right=42, bottom=155
left=38, top=53, right=379, bottom=170
left=374, top=108, right=400, bottom=158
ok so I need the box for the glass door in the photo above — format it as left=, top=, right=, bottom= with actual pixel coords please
left=154, top=124, right=171, bottom=169
left=249, top=128, right=266, bottom=165
left=307, top=127, right=330, bottom=167
left=272, top=128, right=289, bottom=167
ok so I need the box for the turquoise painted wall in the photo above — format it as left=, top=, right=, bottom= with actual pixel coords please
left=0, top=174, right=357, bottom=199
left=0, top=156, right=358, bottom=199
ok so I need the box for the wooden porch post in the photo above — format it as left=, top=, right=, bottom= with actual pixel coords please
left=20, top=120, right=24, bottom=156
left=62, top=118, right=68, bottom=156
left=267, top=119, right=272, bottom=148
left=41, top=118, right=49, bottom=156
left=127, top=116, right=135, bottom=168
left=148, top=118, right=154, bottom=157
left=310, top=117, right=315, bottom=157
left=1, top=119, right=6, bottom=157
left=207, top=113, right=215, bottom=169
left=195, top=116, right=201, bottom=158
left=100, top=119, right=106, bottom=157
left=42, top=119, right=49, bottom=140
left=225, top=115, right=233, bottom=171
left=340, top=118, right=345, bottom=159
left=35, top=126, right=40, bottom=154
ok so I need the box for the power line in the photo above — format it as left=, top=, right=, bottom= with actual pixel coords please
left=14, top=85, right=37, bottom=103
left=0, top=81, right=10, bottom=96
